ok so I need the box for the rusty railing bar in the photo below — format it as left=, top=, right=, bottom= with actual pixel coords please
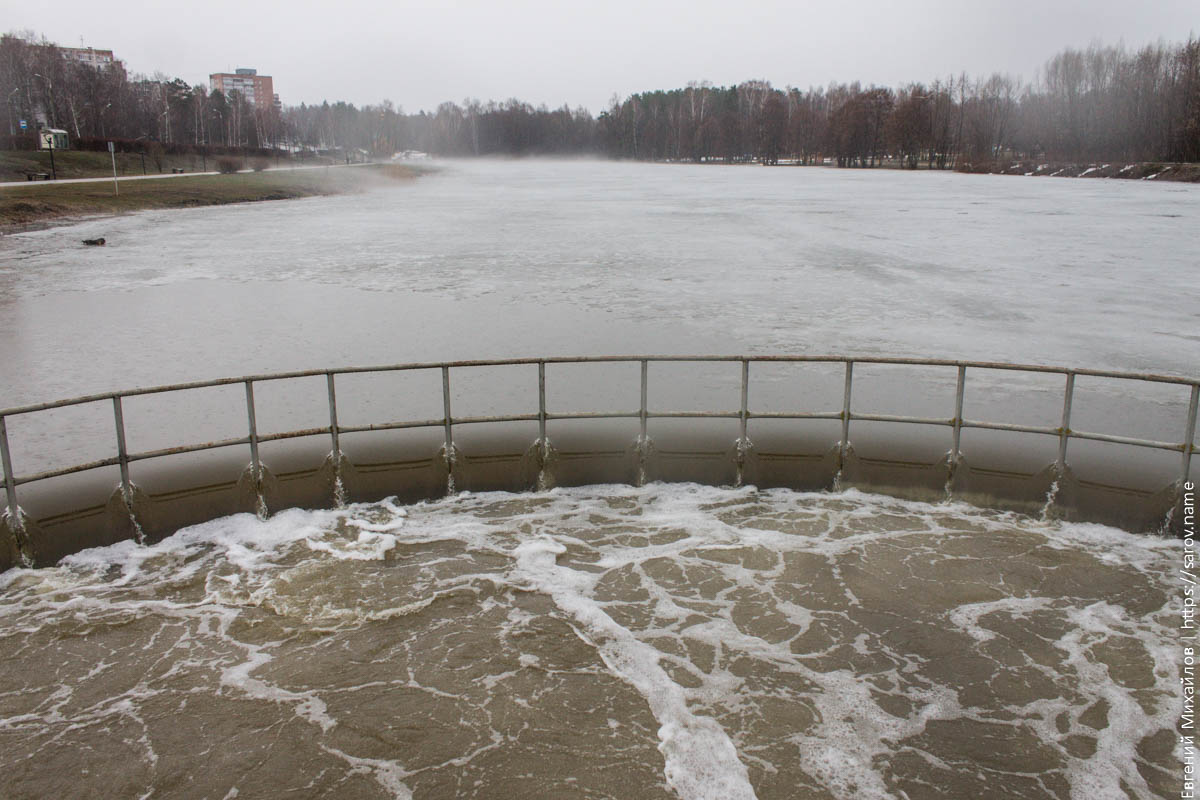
left=6, top=357, right=1199, bottom=497
left=651, top=411, right=742, bottom=420
left=14, top=456, right=123, bottom=486
left=446, top=414, right=541, bottom=427
left=851, top=413, right=953, bottom=427
left=960, top=419, right=1061, bottom=437
left=127, top=436, right=252, bottom=463
left=1066, top=430, right=1184, bottom=452
left=257, top=428, right=331, bottom=444
left=545, top=411, right=641, bottom=422
left=748, top=411, right=844, bottom=421
left=3, top=356, right=1197, bottom=419
left=338, top=419, right=445, bottom=434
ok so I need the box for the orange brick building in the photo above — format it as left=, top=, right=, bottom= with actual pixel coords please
left=209, top=68, right=278, bottom=110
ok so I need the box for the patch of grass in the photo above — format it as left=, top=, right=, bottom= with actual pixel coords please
left=0, top=164, right=424, bottom=231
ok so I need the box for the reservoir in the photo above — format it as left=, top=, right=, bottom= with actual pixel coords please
left=0, top=160, right=1196, bottom=798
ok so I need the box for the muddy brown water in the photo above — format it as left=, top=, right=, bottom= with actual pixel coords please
left=0, top=484, right=1177, bottom=799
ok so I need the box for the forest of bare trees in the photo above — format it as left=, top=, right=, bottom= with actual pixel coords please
left=3, top=31, right=1198, bottom=167
left=600, top=38, right=1200, bottom=167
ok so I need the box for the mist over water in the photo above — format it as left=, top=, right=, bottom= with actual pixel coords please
left=1, top=160, right=1197, bottom=407
left=0, top=162, right=1194, bottom=798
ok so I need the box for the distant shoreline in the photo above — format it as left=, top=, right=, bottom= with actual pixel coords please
left=648, top=157, right=1200, bottom=183
left=0, top=163, right=428, bottom=234
left=954, top=160, right=1200, bottom=182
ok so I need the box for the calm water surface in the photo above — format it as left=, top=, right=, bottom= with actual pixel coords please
left=1, top=160, right=1197, bottom=405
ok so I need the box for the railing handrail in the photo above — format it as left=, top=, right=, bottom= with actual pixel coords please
left=2, top=355, right=1197, bottom=541
left=1, top=354, right=1197, bottom=419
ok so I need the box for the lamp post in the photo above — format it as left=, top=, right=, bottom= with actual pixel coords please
left=33, top=75, right=59, bottom=180
left=135, top=135, right=147, bottom=175
left=7, top=87, right=18, bottom=137
left=32, top=73, right=54, bottom=127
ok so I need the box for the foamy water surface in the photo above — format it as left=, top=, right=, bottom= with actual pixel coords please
left=0, top=485, right=1177, bottom=799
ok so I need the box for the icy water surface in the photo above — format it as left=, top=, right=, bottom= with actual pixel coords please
left=1, top=160, right=1198, bottom=407
left=0, top=485, right=1176, bottom=799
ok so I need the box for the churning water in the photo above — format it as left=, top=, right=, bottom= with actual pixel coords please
left=0, top=161, right=1196, bottom=798
left=0, top=486, right=1178, bottom=799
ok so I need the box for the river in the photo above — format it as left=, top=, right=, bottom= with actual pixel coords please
left=0, top=160, right=1194, bottom=799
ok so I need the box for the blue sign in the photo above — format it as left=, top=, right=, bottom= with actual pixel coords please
left=19, top=119, right=27, bottom=130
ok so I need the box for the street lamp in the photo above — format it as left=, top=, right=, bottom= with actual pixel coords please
left=7, top=87, right=18, bottom=137
left=32, top=73, right=54, bottom=127
left=134, top=135, right=149, bottom=174
left=32, top=74, right=57, bottom=179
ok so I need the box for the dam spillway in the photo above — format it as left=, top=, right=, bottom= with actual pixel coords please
left=1, top=354, right=1195, bottom=569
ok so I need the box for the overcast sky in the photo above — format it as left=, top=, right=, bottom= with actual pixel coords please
left=4, top=0, right=1197, bottom=112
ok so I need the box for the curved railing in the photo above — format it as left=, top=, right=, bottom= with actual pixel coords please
left=2, top=355, right=1197, bottom=544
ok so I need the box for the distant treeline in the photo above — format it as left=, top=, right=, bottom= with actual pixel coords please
left=3, top=32, right=1198, bottom=166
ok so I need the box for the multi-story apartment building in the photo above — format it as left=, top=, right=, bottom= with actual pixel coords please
left=60, top=47, right=116, bottom=68
left=209, top=68, right=278, bottom=110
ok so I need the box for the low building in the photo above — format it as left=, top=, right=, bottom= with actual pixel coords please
left=209, top=68, right=277, bottom=110
left=39, top=128, right=69, bottom=150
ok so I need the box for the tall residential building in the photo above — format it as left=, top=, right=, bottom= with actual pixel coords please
left=209, top=68, right=278, bottom=110
left=60, top=47, right=116, bottom=68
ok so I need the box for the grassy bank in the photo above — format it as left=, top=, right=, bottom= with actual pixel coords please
left=0, top=164, right=425, bottom=231
left=0, top=149, right=340, bottom=182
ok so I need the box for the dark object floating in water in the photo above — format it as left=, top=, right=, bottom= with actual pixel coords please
left=82, top=238, right=105, bottom=246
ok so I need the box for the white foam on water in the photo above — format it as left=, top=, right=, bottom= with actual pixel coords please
left=320, top=745, right=413, bottom=800
left=0, top=483, right=1180, bottom=799
left=510, top=532, right=758, bottom=800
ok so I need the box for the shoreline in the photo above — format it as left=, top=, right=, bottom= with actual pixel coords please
left=0, top=163, right=429, bottom=235
left=955, top=160, right=1200, bottom=182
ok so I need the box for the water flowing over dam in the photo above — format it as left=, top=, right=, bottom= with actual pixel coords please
left=0, top=485, right=1179, bottom=799
left=0, top=352, right=1193, bottom=799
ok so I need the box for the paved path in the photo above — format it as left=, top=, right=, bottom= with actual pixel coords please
left=0, top=162, right=370, bottom=189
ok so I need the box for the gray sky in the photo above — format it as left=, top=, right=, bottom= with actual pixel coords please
left=4, top=0, right=1197, bottom=112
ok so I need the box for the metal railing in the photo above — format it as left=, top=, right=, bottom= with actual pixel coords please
left=1, top=355, right=1197, bottom=537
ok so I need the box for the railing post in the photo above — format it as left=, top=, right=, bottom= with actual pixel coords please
left=326, top=373, right=340, bottom=461
left=326, top=372, right=346, bottom=506
left=639, top=360, right=649, bottom=444
left=112, top=396, right=133, bottom=507
left=245, top=379, right=262, bottom=488
left=739, top=359, right=750, bottom=445
left=1057, top=372, right=1075, bottom=475
left=0, top=415, right=21, bottom=531
left=839, top=361, right=854, bottom=470
left=441, top=366, right=456, bottom=492
left=538, top=361, right=547, bottom=458
left=1183, top=384, right=1199, bottom=487
left=951, top=365, right=966, bottom=470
